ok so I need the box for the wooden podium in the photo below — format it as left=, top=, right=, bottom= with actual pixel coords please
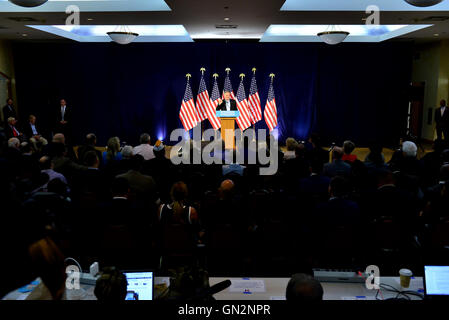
left=216, top=111, right=240, bottom=150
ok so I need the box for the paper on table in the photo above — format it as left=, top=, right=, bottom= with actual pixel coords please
left=270, top=296, right=286, bottom=300
left=229, top=279, right=266, bottom=293
left=341, top=296, right=376, bottom=300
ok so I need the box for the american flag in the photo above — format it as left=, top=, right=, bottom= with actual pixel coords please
left=197, top=75, right=221, bottom=130
left=264, top=78, right=277, bottom=132
left=235, top=77, right=252, bottom=130
left=211, top=76, right=221, bottom=107
left=248, top=73, right=262, bottom=123
left=179, top=77, right=197, bottom=131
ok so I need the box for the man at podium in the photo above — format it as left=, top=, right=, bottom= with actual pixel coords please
left=216, top=91, right=237, bottom=111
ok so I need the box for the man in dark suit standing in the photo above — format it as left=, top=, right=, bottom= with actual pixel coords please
left=216, top=91, right=238, bottom=111
left=2, top=98, right=16, bottom=125
left=55, top=98, right=72, bottom=142
left=435, top=99, right=449, bottom=141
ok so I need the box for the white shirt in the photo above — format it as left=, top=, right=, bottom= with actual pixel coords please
left=30, top=123, right=38, bottom=135
left=441, top=106, right=446, bottom=117
left=133, top=144, right=155, bottom=160
left=225, top=100, right=230, bottom=111
left=61, top=106, right=66, bottom=121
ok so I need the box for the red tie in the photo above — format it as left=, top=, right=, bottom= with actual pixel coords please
left=13, top=127, right=18, bottom=137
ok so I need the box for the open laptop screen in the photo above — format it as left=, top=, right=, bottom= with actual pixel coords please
left=123, top=271, right=154, bottom=300
left=425, top=266, right=449, bottom=296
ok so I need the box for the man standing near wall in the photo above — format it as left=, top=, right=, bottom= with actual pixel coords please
left=435, top=99, right=449, bottom=141
left=2, top=98, right=16, bottom=125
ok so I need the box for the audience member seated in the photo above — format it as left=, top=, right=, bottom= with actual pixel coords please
left=283, top=137, right=298, bottom=160
left=76, top=133, right=102, bottom=167
left=133, top=133, right=155, bottom=160
left=5, top=117, right=22, bottom=140
left=94, top=267, right=128, bottom=301
left=38, top=156, right=68, bottom=191
left=222, top=150, right=246, bottom=176
left=116, top=154, right=158, bottom=205
left=342, top=140, right=357, bottom=163
left=141, top=141, right=175, bottom=203
left=306, top=133, right=329, bottom=165
left=286, top=273, right=323, bottom=302
left=323, top=147, right=351, bottom=178
left=23, top=115, right=48, bottom=149
left=51, top=141, right=87, bottom=183
left=297, top=158, right=331, bottom=204
left=158, top=181, right=199, bottom=225
left=103, top=136, right=123, bottom=165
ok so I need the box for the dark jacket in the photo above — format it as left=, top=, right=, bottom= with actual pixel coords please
left=435, top=106, right=449, bottom=129
left=216, top=99, right=237, bottom=111
left=2, top=104, right=16, bottom=123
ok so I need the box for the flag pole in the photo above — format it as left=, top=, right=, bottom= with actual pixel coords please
left=200, top=67, right=206, bottom=141
left=186, top=73, right=192, bottom=142
left=239, top=73, right=245, bottom=142
left=213, top=73, right=220, bottom=141
left=251, top=67, right=257, bottom=143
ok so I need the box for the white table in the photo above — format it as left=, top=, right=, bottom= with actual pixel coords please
left=2, top=276, right=424, bottom=301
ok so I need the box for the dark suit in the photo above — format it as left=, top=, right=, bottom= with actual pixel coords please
left=323, top=159, right=352, bottom=177
left=55, top=105, right=72, bottom=139
left=435, top=106, right=449, bottom=140
left=216, top=99, right=237, bottom=111
left=5, top=124, right=21, bottom=140
left=22, top=122, right=42, bottom=140
left=2, top=104, right=16, bottom=124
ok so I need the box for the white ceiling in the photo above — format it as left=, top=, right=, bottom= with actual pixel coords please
left=0, top=0, right=448, bottom=42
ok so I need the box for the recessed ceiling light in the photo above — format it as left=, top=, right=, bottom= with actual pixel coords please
left=87, top=18, right=94, bottom=21
left=224, top=17, right=230, bottom=21
left=22, top=33, right=28, bottom=36
left=434, top=33, right=439, bottom=36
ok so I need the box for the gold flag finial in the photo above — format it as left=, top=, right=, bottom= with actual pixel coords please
left=213, top=73, right=219, bottom=79
left=269, top=73, right=275, bottom=79
left=200, top=67, right=206, bottom=74
left=239, top=73, right=245, bottom=79
left=225, top=67, right=231, bottom=74
left=252, top=67, right=257, bottom=74
left=186, top=73, right=192, bottom=79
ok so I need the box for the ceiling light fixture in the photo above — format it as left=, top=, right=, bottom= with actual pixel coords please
left=9, top=0, right=48, bottom=7
left=317, top=25, right=349, bottom=45
left=404, top=0, right=443, bottom=7
left=224, top=17, right=230, bottom=21
left=107, top=26, right=138, bottom=45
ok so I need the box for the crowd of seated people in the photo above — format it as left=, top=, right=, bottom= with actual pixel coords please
left=1, top=117, right=449, bottom=299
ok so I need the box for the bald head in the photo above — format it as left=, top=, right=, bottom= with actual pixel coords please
left=220, top=179, right=234, bottom=192
left=52, top=133, right=65, bottom=144
left=332, top=146, right=344, bottom=160
left=286, top=273, right=323, bottom=302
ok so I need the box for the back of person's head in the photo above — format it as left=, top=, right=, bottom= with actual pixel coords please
left=52, top=142, right=66, bottom=157
left=286, top=273, right=323, bottom=302
left=295, top=143, right=306, bottom=158
left=83, top=150, right=99, bottom=167
left=121, top=145, right=133, bottom=159
left=286, top=137, right=298, bottom=151
left=218, top=179, right=235, bottom=199
left=107, top=136, right=120, bottom=154
left=139, top=133, right=151, bottom=145
left=8, top=137, right=20, bottom=149
left=402, top=141, right=418, bottom=158
left=309, top=133, right=321, bottom=147
left=21, top=142, right=32, bottom=154
left=28, top=237, right=66, bottom=300
left=332, top=147, right=344, bottom=161
left=329, top=176, right=351, bottom=198
left=129, top=154, right=144, bottom=171
left=52, top=133, right=65, bottom=145
left=94, top=267, right=128, bottom=301
left=39, top=156, right=52, bottom=170
left=153, top=140, right=165, bottom=158
left=171, top=181, right=189, bottom=218
left=112, top=177, right=129, bottom=197
left=85, top=133, right=97, bottom=146
left=343, top=140, right=355, bottom=155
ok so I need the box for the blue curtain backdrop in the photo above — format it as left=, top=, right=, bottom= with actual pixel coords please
left=12, top=42, right=412, bottom=147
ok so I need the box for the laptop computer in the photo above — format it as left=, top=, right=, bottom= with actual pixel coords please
left=424, top=265, right=449, bottom=299
left=122, top=271, right=154, bottom=300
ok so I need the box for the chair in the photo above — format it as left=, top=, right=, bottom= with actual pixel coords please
left=159, top=224, right=196, bottom=270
